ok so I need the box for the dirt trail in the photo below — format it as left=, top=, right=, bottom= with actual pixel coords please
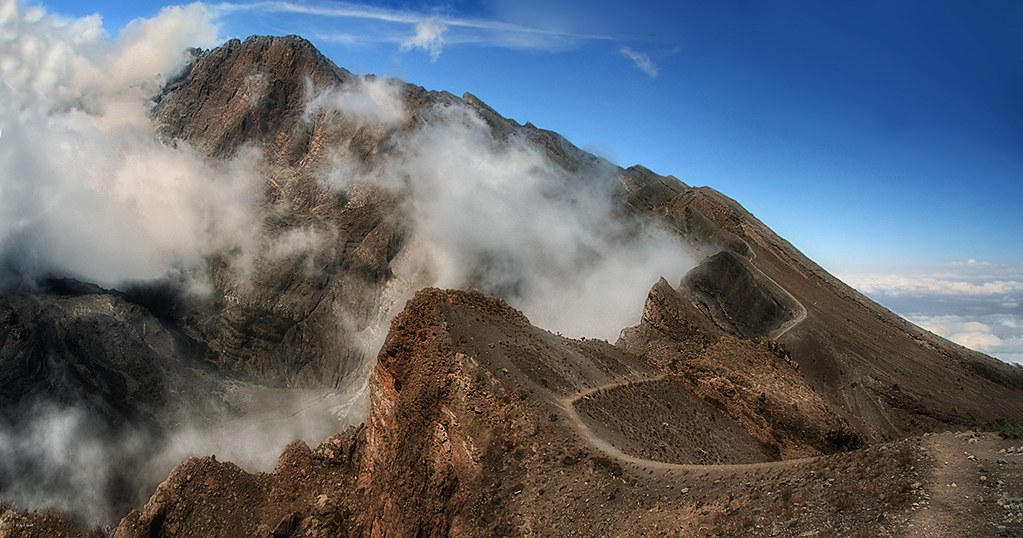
left=770, top=295, right=807, bottom=339
left=562, top=377, right=1022, bottom=536
left=908, top=432, right=1023, bottom=537
left=720, top=247, right=808, bottom=340
left=556, top=375, right=818, bottom=474
left=748, top=248, right=808, bottom=340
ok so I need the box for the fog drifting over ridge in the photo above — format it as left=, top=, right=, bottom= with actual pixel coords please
left=305, top=75, right=695, bottom=340
left=0, top=0, right=693, bottom=340
left=0, top=0, right=696, bottom=522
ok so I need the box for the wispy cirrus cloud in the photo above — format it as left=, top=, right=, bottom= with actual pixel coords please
left=211, top=1, right=613, bottom=57
left=619, top=46, right=658, bottom=78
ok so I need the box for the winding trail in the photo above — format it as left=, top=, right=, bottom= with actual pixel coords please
left=747, top=248, right=809, bottom=340
left=555, top=375, right=819, bottom=473
left=546, top=247, right=815, bottom=474
left=771, top=295, right=807, bottom=340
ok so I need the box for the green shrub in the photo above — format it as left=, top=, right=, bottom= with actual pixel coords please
left=999, top=421, right=1023, bottom=439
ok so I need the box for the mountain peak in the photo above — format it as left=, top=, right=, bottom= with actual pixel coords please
left=154, top=34, right=351, bottom=158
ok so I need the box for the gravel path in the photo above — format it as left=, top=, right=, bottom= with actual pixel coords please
left=558, top=375, right=820, bottom=473
left=909, top=432, right=1023, bottom=537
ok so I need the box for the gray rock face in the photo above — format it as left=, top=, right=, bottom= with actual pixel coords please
left=0, top=284, right=216, bottom=520
left=152, top=36, right=405, bottom=387
left=155, top=35, right=352, bottom=161
left=0, top=286, right=203, bottom=423
left=682, top=250, right=803, bottom=339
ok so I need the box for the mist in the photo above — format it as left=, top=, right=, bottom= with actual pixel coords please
left=0, top=1, right=262, bottom=289
left=308, top=79, right=696, bottom=341
left=0, top=2, right=339, bottom=523
left=0, top=0, right=696, bottom=525
left=0, top=387, right=363, bottom=524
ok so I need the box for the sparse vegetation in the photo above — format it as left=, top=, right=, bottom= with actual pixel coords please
left=999, top=421, right=1023, bottom=439
left=590, top=456, right=624, bottom=477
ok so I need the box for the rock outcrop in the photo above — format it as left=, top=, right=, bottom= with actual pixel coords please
left=110, top=289, right=934, bottom=537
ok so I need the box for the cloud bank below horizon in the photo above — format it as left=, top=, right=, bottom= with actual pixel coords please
left=841, top=261, right=1023, bottom=364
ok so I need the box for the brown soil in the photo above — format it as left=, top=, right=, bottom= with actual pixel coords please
left=654, top=185, right=1023, bottom=443
left=908, top=431, right=1023, bottom=537
left=622, top=278, right=859, bottom=460
left=572, top=377, right=773, bottom=465
left=4, top=288, right=1014, bottom=537
left=0, top=506, right=101, bottom=538
left=107, top=289, right=929, bottom=537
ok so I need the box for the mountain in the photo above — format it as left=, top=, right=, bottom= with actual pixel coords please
left=2, top=35, right=1022, bottom=537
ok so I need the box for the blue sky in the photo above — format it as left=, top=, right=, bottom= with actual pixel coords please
left=15, top=0, right=1023, bottom=362
left=30, top=0, right=1022, bottom=270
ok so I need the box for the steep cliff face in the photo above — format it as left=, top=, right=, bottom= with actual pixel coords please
left=154, top=36, right=351, bottom=161
left=150, top=35, right=407, bottom=388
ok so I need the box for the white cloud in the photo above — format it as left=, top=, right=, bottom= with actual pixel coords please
left=619, top=46, right=658, bottom=78
left=839, top=273, right=1023, bottom=297
left=213, top=1, right=612, bottom=54
left=840, top=263, right=1023, bottom=364
left=834, top=267, right=1023, bottom=298
left=307, top=88, right=695, bottom=341
left=951, top=258, right=993, bottom=267
left=953, top=330, right=1002, bottom=350
left=0, top=2, right=270, bottom=288
left=400, top=20, right=447, bottom=61
left=907, top=313, right=1023, bottom=365
left=303, top=75, right=406, bottom=126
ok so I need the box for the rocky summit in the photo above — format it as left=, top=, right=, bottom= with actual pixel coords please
left=2, top=35, right=1023, bottom=537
